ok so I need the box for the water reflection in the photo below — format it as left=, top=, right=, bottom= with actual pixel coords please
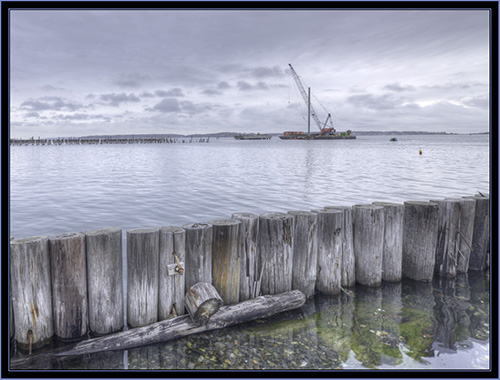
left=11, top=272, right=489, bottom=370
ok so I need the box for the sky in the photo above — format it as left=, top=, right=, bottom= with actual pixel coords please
left=9, top=8, right=490, bottom=138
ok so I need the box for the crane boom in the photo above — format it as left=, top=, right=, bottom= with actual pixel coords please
left=288, top=63, right=335, bottom=133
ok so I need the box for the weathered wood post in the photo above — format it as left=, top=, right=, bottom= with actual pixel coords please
left=209, top=219, right=241, bottom=305
left=287, top=211, right=318, bottom=298
left=258, top=212, right=294, bottom=295
left=431, top=199, right=461, bottom=278
left=182, top=223, right=213, bottom=291
left=10, top=236, right=53, bottom=349
left=159, top=226, right=186, bottom=320
left=372, top=202, right=404, bottom=282
left=49, top=232, right=88, bottom=340
left=402, top=201, right=439, bottom=282
left=185, top=282, right=223, bottom=326
left=126, top=228, right=160, bottom=328
left=324, top=206, right=355, bottom=288
left=314, top=209, right=343, bottom=294
left=232, top=212, right=259, bottom=301
left=85, top=227, right=123, bottom=335
left=456, top=197, right=476, bottom=273
left=352, top=205, right=385, bottom=287
left=469, top=194, right=490, bottom=271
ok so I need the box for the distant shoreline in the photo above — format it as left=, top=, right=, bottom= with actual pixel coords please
left=10, top=131, right=490, bottom=141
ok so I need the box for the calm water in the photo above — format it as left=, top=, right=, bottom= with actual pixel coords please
left=9, top=134, right=490, bottom=370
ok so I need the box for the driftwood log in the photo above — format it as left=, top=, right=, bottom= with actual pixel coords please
left=49, top=232, right=88, bottom=340
left=159, top=226, right=186, bottom=320
left=372, top=202, right=404, bottom=282
left=184, top=282, right=223, bottom=326
left=10, top=236, right=53, bottom=349
left=352, top=204, right=385, bottom=287
left=126, top=228, right=160, bottom=328
left=182, top=223, right=213, bottom=290
left=209, top=219, right=241, bottom=304
left=232, top=212, right=260, bottom=301
left=287, top=211, right=318, bottom=298
left=324, top=206, right=356, bottom=288
left=85, top=227, right=123, bottom=335
left=402, top=201, right=439, bottom=282
left=10, top=290, right=306, bottom=369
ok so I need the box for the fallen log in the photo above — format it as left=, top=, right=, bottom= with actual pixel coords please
left=10, top=290, right=306, bottom=369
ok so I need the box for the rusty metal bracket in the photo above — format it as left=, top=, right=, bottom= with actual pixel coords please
left=172, top=251, right=184, bottom=275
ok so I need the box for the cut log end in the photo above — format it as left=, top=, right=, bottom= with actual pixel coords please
left=185, top=283, right=223, bottom=326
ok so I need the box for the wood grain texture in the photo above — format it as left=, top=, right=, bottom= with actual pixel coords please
left=126, top=228, right=160, bottom=328
left=209, top=219, right=241, bottom=305
left=324, top=206, right=355, bottom=288
left=373, top=202, right=404, bottom=282
left=352, top=205, right=385, bottom=287
left=232, top=212, right=260, bottom=301
left=258, top=212, right=294, bottom=295
left=182, top=223, right=213, bottom=291
left=402, top=201, right=439, bottom=282
left=85, top=227, right=123, bottom=335
left=49, top=232, right=88, bottom=340
left=10, top=236, right=53, bottom=349
left=184, top=282, right=223, bottom=326
left=314, top=209, right=343, bottom=294
left=10, top=290, right=306, bottom=366
left=287, top=211, right=318, bottom=298
left=469, top=195, right=489, bottom=271
left=456, top=197, right=476, bottom=273
left=159, top=226, right=186, bottom=320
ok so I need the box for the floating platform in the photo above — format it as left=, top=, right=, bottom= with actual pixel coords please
left=279, top=131, right=356, bottom=140
left=234, top=133, right=272, bottom=140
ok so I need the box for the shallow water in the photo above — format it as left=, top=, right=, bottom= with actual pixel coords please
left=9, top=134, right=490, bottom=371
left=11, top=272, right=489, bottom=370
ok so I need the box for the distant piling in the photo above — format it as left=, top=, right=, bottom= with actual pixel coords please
left=258, top=212, right=294, bottom=295
left=10, top=236, right=53, bottom=349
left=49, top=232, right=88, bottom=340
left=126, top=228, right=160, bottom=328
left=232, top=212, right=260, bottom=301
left=288, top=211, right=318, bottom=298
left=159, top=226, right=186, bottom=320
left=85, top=228, right=124, bottom=335
left=402, top=201, right=439, bottom=282
left=352, top=205, right=385, bottom=287
left=182, top=223, right=213, bottom=291
left=209, top=219, right=241, bottom=305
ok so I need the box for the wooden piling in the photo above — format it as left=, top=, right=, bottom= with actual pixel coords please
left=49, top=232, right=88, bottom=340
left=10, top=236, right=53, bottom=349
left=315, top=209, right=343, bottom=294
left=372, top=202, right=404, bottom=282
left=159, top=226, right=186, bottom=320
left=182, top=223, right=213, bottom=291
left=469, top=194, right=490, bottom=271
left=352, top=205, right=385, bottom=287
left=431, top=199, right=461, bottom=278
left=231, top=212, right=260, bottom=301
left=258, top=212, right=294, bottom=295
left=287, top=211, right=318, bottom=298
left=454, top=197, right=476, bottom=273
left=324, top=206, right=355, bottom=288
left=209, top=219, right=241, bottom=305
left=402, top=201, right=439, bottom=282
left=85, top=227, right=123, bottom=335
left=126, top=228, right=160, bottom=328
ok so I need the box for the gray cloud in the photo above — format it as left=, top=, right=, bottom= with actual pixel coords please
left=237, top=81, right=270, bottom=91
left=148, top=98, right=181, bottom=113
left=347, top=93, right=404, bottom=110
left=20, top=97, right=83, bottom=112
left=99, top=93, right=141, bottom=107
left=112, top=73, right=151, bottom=88
left=251, top=66, right=284, bottom=78
left=384, top=83, right=416, bottom=92
left=155, top=88, right=184, bottom=97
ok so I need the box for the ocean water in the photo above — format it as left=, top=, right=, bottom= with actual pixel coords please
left=9, top=134, right=490, bottom=371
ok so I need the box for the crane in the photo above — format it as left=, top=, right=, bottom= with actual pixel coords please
left=288, top=63, right=335, bottom=134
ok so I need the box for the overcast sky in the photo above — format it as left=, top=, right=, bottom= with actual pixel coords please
left=10, top=8, right=490, bottom=138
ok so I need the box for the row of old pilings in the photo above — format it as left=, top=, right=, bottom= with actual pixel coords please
left=9, top=194, right=490, bottom=352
